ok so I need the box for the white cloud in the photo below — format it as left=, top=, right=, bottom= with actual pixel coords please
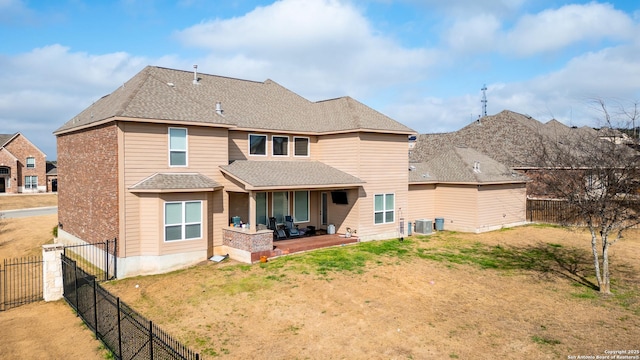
left=445, top=14, right=501, bottom=53
left=504, top=2, right=635, bottom=56
left=0, top=45, right=150, bottom=158
left=174, top=0, right=436, bottom=100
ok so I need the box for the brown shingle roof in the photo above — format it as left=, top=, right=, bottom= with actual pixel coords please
left=129, top=173, right=222, bottom=192
left=410, top=110, right=609, bottom=168
left=220, top=160, right=365, bottom=190
left=409, top=147, right=528, bottom=184
left=55, top=66, right=414, bottom=135
left=0, top=133, right=17, bottom=147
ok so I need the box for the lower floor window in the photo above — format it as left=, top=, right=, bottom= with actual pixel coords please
left=25, top=176, right=38, bottom=189
left=374, top=193, right=395, bottom=224
left=165, top=201, right=202, bottom=241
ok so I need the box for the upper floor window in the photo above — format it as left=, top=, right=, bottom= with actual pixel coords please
left=169, top=128, right=187, bottom=166
left=249, top=134, right=267, bottom=156
left=294, top=137, right=309, bottom=157
left=26, top=157, right=35, bottom=168
left=374, top=193, right=395, bottom=224
left=272, top=136, right=289, bottom=156
left=25, top=176, right=38, bottom=189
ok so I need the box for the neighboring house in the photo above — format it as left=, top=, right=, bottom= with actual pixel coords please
left=54, top=66, right=415, bottom=277
left=0, top=133, right=47, bottom=193
left=408, top=147, right=528, bottom=233
left=46, top=162, right=58, bottom=192
left=409, top=110, right=635, bottom=198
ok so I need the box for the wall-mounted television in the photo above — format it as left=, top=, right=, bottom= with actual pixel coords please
left=331, top=191, right=348, bottom=205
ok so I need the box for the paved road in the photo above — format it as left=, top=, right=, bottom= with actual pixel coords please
left=0, top=207, right=58, bottom=219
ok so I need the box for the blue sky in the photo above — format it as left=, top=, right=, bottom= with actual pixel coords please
left=1, top=0, right=639, bottom=159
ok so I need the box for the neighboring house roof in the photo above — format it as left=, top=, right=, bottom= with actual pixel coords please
left=410, top=110, right=615, bottom=168
left=55, top=66, right=415, bottom=136
left=220, top=160, right=365, bottom=191
left=129, top=173, right=222, bottom=192
left=46, top=163, right=58, bottom=175
left=409, top=147, right=528, bottom=185
left=0, top=133, right=18, bottom=147
left=0, top=132, right=47, bottom=157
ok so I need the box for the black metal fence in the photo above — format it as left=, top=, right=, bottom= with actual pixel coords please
left=64, top=238, right=117, bottom=281
left=0, top=256, right=43, bottom=311
left=62, top=254, right=201, bottom=360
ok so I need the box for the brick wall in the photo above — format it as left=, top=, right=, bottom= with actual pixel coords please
left=57, top=123, right=119, bottom=253
left=0, top=149, right=18, bottom=193
left=2, top=134, right=46, bottom=193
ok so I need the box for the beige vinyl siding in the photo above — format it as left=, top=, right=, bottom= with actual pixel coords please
left=229, top=130, right=319, bottom=161
left=121, top=122, right=228, bottom=257
left=477, top=184, right=527, bottom=230
left=434, top=184, right=478, bottom=232
left=316, top=133, right=361, bottom=234
left=318, top=132, right=408, bottom=239
left=408, top=184, right=436, bottom=223
left=131, top=193, right=209, bottom=256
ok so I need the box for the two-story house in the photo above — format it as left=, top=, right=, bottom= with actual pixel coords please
left=0, top=133, right=47, bottom=193
left=54, top=66, right=415, bottom=277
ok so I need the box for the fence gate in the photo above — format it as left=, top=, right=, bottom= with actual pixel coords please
left=63, top=238, right=117, bottom=281
left=0, top=256, right=43, bottom=311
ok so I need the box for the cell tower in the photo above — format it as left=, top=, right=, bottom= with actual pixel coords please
left=481, top=84, right=488, bottom=117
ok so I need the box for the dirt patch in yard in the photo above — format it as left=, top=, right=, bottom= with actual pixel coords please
left=103, top=226, right=640, bottom=359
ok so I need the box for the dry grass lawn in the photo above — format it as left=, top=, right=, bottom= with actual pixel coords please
left=103, top=226, right=640, bottom=359
left=0, top=198, right=106, bottom=360
left=1, top=203, right=638, bottom=359
left=0, top=193, right=58, bottom=211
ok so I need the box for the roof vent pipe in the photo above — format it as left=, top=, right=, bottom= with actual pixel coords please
left=215, top=102, right=224, bottom=115
left=193, top=64, right=198, bottom=84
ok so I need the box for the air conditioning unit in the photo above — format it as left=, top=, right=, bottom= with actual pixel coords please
left=415, top=219, right=432, bottom=234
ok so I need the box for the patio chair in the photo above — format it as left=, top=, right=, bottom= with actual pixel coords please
left=285, top=216, right=300, bottom=237
left=274, top=227, right=287, bottom=240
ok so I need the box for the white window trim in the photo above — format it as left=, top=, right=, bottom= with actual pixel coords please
left=26, top=157, right=35, bottom=168
left=293, top=136, right=310, bottom=157
left=272, top=135, right=289, bottom=157
left=293, top=190, right=310, bottom=223
left=248, top=133, right=268, bottom=157
left=374, top=193, right=395, bottom=225
left=25, top=175, right=38, bottom=189
left=168, top=127, right=188, bottom=167
left=164, top=200, right=202, bottom=242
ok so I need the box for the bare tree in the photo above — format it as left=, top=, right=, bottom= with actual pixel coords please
left=536, top=99, right=640, bottom=294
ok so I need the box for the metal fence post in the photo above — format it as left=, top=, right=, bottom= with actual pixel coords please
left=149, top=321, right=154, bottom=359
left=117, top=297, right=123, bottom=359
left=93, top=280, right=99, bottom=339
left=73, top=260, right=79, bottom=313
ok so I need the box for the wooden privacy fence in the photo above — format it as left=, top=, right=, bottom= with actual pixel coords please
left=527, top=198, right=639, bottom=226
left=0, top=256, right=43, bottom=311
